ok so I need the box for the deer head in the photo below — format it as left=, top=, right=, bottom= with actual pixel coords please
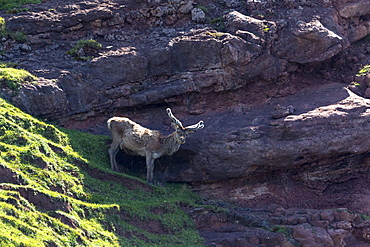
left=166, top=108, right=204, bottom=144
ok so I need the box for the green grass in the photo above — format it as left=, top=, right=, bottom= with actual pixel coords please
left=0, top=17, right=7, bottom=39
left=0, top=97, right=205, bottom=246
left=271, top=225, right=291, bottom=237
left=66, top=39, right=102, bottom=61
left=209, top=17, right=225, bottom=32
left=0, top=17, right=28, bottom=44
left=0, top=66, right=37, bottom=91
left=5, top=7, right=29, bottom=14
left=357, top=65, right=370, bottom=77
left=196, top=5, right=208, bottom=13
left=0, top=0, right=41, bottom=11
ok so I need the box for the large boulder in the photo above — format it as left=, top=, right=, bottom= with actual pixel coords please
left=273, top=18, right=348, bottom=63
left=272, top=8, right=349, bottom=63
left=12, top=79, right=68, bottom=118
left=155, top=83, right=370, bottom=182
left=224, top=9, right=351, bottom=64
left=338, top=0, right=370, bottom=18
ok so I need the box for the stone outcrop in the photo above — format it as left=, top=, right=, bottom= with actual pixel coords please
left=154, top=83, right=370, bottom=183
left=272, top=12, right=349, bottom=63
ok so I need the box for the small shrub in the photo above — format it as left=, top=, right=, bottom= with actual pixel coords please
left=197, top=5, right=208, bottom=13
left=0, top=17, right=5, bottom=29
left=361, top=213, right=370, bottom=221
left=66, top=39, right=102, bottom=61
left=9, top=32, right=27, bottom=42
left=0, top=17, right=7, bottom=39
left=271, top=225, right=291, bottom=237
left=0, top=17, right=27, bottom=43
left=209, top=17, right=225, bottom=32
left=209, top=16, right=223, bottom=25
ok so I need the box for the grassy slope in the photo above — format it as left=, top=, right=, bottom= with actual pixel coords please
left=0, top=97, right=204, bottom=246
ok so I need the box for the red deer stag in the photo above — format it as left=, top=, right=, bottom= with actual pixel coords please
left=107, top=108, right=204, bottom=184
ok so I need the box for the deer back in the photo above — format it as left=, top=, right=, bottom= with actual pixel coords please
left=108, top=117, right=163, bottom=156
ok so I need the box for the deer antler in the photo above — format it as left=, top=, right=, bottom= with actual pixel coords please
left=166, top=108, right=184, bottom=128
left=186, top=120, right=204, bottom=131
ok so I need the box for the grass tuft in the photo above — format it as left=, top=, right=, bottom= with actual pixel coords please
left=66, top=39, right=102, bottom=61
left=0, top=0, right=41, bottom=11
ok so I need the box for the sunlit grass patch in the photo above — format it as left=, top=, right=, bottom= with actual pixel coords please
left=0, top=67, right=37, bottom=91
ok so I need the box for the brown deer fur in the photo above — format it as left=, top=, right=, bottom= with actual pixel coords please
left=107, top=109, right=204, bottom=183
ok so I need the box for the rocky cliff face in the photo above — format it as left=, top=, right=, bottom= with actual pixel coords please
left=2, top=0, right=370, bottom=245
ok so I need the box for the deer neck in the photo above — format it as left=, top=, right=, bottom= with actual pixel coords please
left=159, top=132, right=182, bottom=156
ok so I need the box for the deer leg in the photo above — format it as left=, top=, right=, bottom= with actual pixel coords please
left=108, top=139, right=121, bottom=172
left=146, top=154, right=155, bottom=184
left=149, top=158, right=155, bottom=184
